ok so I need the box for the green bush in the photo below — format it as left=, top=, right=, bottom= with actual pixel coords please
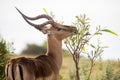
left=0, top=37, right=10, bottom=80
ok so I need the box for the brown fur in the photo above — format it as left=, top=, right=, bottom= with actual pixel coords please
left=6, top=55, right=58, bottom=78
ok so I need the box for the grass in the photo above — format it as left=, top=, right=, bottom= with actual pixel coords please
left=60, top=55, right=120, bottom=80
left=60, top=56, right=74, bottom=79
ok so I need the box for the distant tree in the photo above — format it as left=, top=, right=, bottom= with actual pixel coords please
left=21, top=42, right=47, bottom=55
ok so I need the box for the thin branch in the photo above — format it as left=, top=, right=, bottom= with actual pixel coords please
left=65, top=43, right=73, bottom=55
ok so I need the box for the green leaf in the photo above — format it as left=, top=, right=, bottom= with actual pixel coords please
left=101, top=29, right=118, bottom=36
left=76, top=16, right=84, bottom=24
left=82, top=46, right=85, bottom=51
left=94, top=32, right=102, bottom=35
left=86, top=18, right=91, bottom=20
left=90, top=44, right=96, bottom=49
left=43, top=8, right=48, bottom=14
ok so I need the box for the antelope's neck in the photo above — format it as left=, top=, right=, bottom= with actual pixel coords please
left=46, top=35, right=62, bottom=70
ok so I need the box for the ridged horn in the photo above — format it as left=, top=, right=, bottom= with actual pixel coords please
left=16, top=7, right=56, bottom=30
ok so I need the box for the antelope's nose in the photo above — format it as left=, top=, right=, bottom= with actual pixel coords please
left=71, top=27, right=77, bottom=35
left=74, top=27, right=77, bottom=34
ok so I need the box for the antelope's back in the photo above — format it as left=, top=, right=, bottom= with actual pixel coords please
left=5, top=55, right=58, bottom=80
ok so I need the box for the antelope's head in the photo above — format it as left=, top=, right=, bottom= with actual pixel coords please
left=16, top=8, right=77, bottom=40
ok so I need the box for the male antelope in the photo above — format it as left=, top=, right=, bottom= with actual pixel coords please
left=5, top=8, right=77, bottom=80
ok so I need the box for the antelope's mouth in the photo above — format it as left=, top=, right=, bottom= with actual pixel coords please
left=72, top=27, right=77, bottom=35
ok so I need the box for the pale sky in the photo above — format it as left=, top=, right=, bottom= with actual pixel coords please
left=0, top=0, right=120, bottom=60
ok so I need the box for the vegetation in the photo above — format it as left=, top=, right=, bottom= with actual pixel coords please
left=60, top=55, right=120, bottom=80
left=21, top=42, right=47, bottom=55
left=0, top=37, right=11, bottom=80
left=64, top=14, right=118, bottom=80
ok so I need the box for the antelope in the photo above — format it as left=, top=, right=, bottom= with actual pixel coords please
left=5, top=8, right=77, bottom=80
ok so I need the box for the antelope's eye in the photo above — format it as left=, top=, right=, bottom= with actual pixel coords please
left=57, top=28, right=63, bottom=31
